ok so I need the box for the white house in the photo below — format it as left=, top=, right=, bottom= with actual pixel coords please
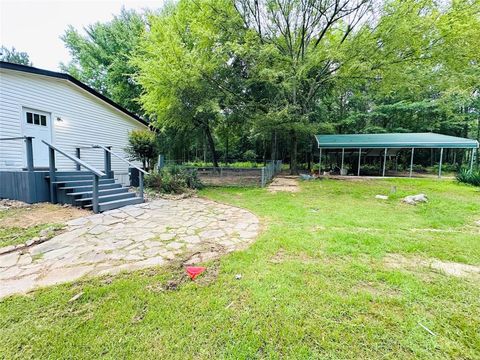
left=0, top=61, right=150, bottom=211
left=0, top=61, right=148, bottom=177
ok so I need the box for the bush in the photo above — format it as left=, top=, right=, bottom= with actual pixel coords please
left=125, top=130, right=159, bottom=170
left=145, top=166, right=203, bottom=193
left=243, top=150, right=257, bottom=162
left=456, top=168, right=480, bottom=187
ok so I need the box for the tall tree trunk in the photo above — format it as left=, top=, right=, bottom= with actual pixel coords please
left=205, top=125, right=219, bottom=168
left=225, top=134, right=229, bottom=164
left=271, top=130, right=277, bottom=161
left=290, top=129, right=298, bottom=175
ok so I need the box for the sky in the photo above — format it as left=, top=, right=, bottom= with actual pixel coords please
left=0, top=0, right=164, bottom=71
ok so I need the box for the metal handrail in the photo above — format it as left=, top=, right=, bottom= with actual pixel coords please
left=92, top=144, right=147, bottom=174
left=42, top=140, right=105, bottom=177
left=0, top=136, right=33, bottom=141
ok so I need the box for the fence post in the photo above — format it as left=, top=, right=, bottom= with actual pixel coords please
left=261, top=167, right=265, bottom=187
left=92, top=174, right=99, bottom=213
left=49, top=147, right=57, bottom=204
left=139, top=171, right=144, bottom=201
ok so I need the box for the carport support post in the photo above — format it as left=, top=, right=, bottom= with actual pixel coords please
left=357, top=148, right=362, bottom=176
left=409, top=148, right=415, bottom=178
left=382, top=148, right=387, bottom=177
left=341, top=148, right=345, bottom=175
left=470, top=148, right=475, bottom=172
left=318, top=148, right=322, bottom=175
left=438, top=148, right=444, bottom=178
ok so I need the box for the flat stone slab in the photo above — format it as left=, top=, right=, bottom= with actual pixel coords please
left=0, top=198, right=259, bottom=299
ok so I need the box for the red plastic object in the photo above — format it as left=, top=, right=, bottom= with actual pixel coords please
left=186, top=266, right=206, bottom=280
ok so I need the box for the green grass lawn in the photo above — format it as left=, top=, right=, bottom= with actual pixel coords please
left=1, top=178, right=479, bottom=359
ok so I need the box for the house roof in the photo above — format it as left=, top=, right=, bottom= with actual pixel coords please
left=315, top=133, right=479, bottom=149
left=0, top=61, right=148, bottom=127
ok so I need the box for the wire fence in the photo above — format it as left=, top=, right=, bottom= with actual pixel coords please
left=181, top=160, right=282, bottom=187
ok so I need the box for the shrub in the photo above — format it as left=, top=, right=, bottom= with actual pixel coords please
left=243, top=150, right=257, bottom=162
left=145, top=166, right=203, bottom=193
left=456, top=168, right=480, bottom=187
left=125, top=130, right=159, bottom=170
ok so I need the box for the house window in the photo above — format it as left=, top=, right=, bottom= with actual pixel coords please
left=25, top=111, right=47, bottom=127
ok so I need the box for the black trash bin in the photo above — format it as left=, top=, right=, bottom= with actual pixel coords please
left=130, top=167, right=139, bottom=187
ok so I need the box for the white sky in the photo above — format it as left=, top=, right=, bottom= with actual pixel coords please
left=0, top=0, right=164, bottom=71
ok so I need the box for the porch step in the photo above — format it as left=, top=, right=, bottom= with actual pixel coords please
left=52, top=170, right=143, bottom=212
left=66, top=187, right=128, bottom=198
left=85, top=197, right=144, bottom=212
left=59, top=183, right=122, bottom=191
left=52, top=178, right=115, bottom=186
left=75, top=191, right=136, bottom=205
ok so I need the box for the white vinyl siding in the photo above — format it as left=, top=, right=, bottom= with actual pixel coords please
left=0, top=69, right=147, bottom=180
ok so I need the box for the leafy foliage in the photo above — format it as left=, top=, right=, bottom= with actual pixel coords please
left=145, top=166, right=203, bottom=193
left=125, top=130, right=159, bottom=170
left=456, top=169, right=480, bottom=187
left=0, top=46, right=32, bottom=65
left=61, top=8, right=147, bottom=116
left=64, top=1, right=480, bottom=172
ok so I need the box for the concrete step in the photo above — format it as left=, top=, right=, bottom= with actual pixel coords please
left=85, top=197, right=144, bottom=212
left=75, top=191, right=136, bottom=205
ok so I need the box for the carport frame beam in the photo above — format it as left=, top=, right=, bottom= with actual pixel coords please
left=341, top=148, right=345, bottom=175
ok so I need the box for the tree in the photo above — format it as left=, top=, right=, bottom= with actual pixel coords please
left=233, top=0, right=374, bottom=173
left=61, top=8, right=148, bottom=116
left=0, top=46, right=32, bottom=66
left=125, top=129, right=159, bottom=170
left=132, top=0, right=247, bottom=168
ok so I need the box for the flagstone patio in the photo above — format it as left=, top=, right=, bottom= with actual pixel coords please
left=0, top=198, right=259, bottom=299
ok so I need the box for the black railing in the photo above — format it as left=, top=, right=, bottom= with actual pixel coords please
left=42, top=140, right=105, bottom=213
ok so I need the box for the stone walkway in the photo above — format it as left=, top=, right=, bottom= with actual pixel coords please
left=0, top=198, right=259, bottom=299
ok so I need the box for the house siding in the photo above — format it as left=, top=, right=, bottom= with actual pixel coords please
left=0, top=69, right=147, bottom=182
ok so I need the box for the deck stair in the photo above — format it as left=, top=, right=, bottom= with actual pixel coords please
left=42, top=141, right=146, bottom=213
left=50, top=171, right=143, bottom=212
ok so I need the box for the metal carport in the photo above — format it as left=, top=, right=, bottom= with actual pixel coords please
left=314, top=133, right=479, bottom=177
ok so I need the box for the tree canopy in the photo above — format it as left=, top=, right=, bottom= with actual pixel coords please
left=62, top=0, right=480, bottom=171
left=0, top=46, right=32, bottom=66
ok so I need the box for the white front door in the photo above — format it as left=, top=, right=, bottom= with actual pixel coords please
left=22, top=108, right=52, bottom=168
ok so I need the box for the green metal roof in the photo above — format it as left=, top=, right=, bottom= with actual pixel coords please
left=315, top=133, right=479, bottom=149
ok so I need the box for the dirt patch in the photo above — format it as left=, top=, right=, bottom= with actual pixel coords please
left=0, top=203, right=90, bottom=228
left=268, top=176, right=300, bottom=193
left=269, top=248, right=320, bottom=264
left=354, top=281, right=401, bottom=298
left=384, top=253, right=480, bottom=280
